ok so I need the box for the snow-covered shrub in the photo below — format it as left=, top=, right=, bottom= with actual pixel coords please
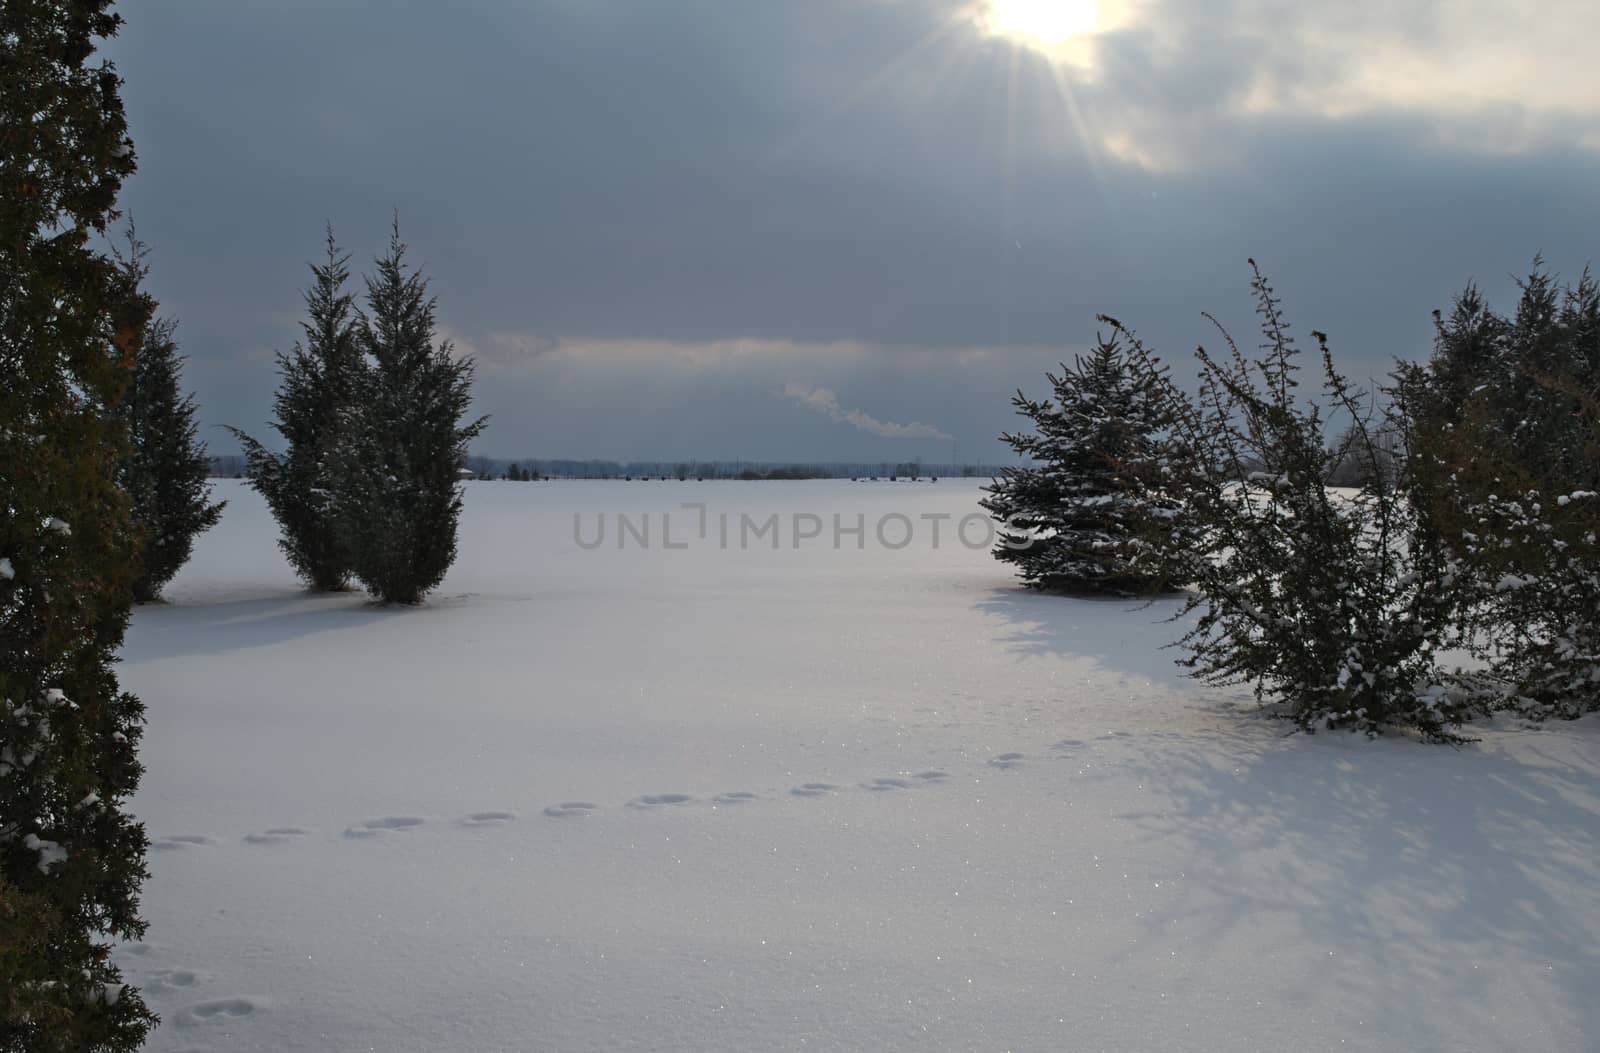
left=1111, top=263, right=1477, bottom=741
left=1458, top=488, right=1600, bottom=718
left=1397, top=265, right=1600, bottom=719
left=981, top=332, right=1190, bottom=595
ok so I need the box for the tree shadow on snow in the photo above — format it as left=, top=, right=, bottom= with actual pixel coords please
left=1111, top=718, right=1600, bottom=1047
left=123, top=590, right=421, bottom=661
left=974, top=585, right=1198, bottom=691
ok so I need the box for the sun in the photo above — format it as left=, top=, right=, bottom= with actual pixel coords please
left=981, top=0, right=1101, bottom=49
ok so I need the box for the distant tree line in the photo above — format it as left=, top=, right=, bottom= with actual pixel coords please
left=208, top=454, right=249, bottom=478
left=987, top=259, right=1599, bottom=742
left=443, top=458, right=1004, bottom=481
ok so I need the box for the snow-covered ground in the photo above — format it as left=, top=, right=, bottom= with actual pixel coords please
left=117, top=479, right=1600, bottom=1052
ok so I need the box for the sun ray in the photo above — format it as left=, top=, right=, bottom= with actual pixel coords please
left=770, top=0, right=1128, bottom=245
left=1003, top=39, right=1021, bottom=238
left=1042, top=53, right=1109, bottom=193
left=766, top=15, right=971, bottom=165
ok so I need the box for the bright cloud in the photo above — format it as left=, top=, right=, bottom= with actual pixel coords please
left=962, top=0, right=1600, bottom=170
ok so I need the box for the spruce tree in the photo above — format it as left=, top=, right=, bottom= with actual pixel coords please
left=334, top=222, right=486, bottom=605
left=1398, top=263, right=1600, bottom=719
left=981, top=332, right=1187, bottom=595
left=1401, top=264, right=1600, bottom=497
left=0, top=1, right=157, bottom=1047
left=232, top=227, right=362, bottom=591
left=113, top=233, right=224, bottom=602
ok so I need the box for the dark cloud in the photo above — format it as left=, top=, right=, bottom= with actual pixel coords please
left=107, top=0, right=1600, bottom=460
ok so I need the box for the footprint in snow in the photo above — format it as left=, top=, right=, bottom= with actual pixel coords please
left=342, top=816, right=424, bottom=839
left=988, top=753, right=1025, bottom=770
left=1051, top=739, right=1086, bottom=752
left=174, top=996, right=264, bottom=1027
left=147, top=968, right=208, bottom=991
left=713, top=791, right=759, bottom=805
left=459, top=811, right=517, bottom=827
left=864, top=770, right=953, bottom=790
left=628, top=794, right=695, bottom=808
left=790, top=783, right=839, bottom=798
left=543, top=802, right=598, bottom=819
left=151, top=835, right=215, bottom=851
left=243, top=827, right=309, bottom=845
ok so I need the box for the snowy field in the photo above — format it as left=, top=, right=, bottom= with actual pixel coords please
left=116, top=479, right=1600, bottom=1052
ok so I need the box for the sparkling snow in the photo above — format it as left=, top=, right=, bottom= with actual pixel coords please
left=117, top=480, right=1600, bottom=1051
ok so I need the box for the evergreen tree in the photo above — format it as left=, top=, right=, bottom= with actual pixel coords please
left=113, top=233, right=224, bottom=602
left=232, top=227, right=362, bottom=591
left=1114, top=263, right=1475, bottom=740
left=0, top=1, right=157, bottom=1047
left=981, top=332, right=1187, bottom=595
left=1398, top=262, right=1600, bottom=719
left=1400, top=264, right=1600, bottom=498
left=334, top=222, right=486, bottom=605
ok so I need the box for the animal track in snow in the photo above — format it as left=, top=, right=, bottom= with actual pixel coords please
left=628, top=793, right=695, bottom=808
left=342, top=816, right=425, bottom=839
left=174, top=996, right=264, bottom=1027
left=864, top=769, right=953, bottom=790
left=460, top=811, right=518, bottom=827
left=137, top=735, right=1113, bottom=848
left=151, top=835, right=215, bottom=851
left=542, top=801, right=598, bottom=819
left=790, top=782, right=839, bottom=798
left=146, top=968, right=208, bottom=991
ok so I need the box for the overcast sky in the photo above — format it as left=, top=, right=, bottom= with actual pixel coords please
left=108, top=0, right=1600, bottom=463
